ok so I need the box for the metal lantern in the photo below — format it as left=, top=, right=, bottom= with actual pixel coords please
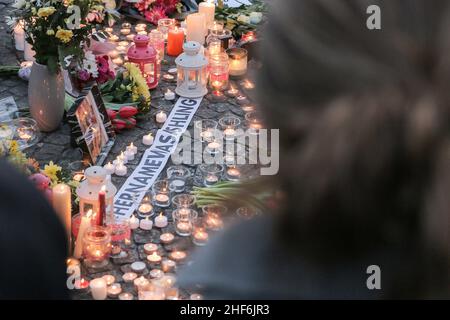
left=127, top=35, right=159, bottom=89
left=175, top=41, right=209, bottom=98
left=76, top=166, right=117, bottom=219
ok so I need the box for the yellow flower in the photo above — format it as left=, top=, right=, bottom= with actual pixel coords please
left=43, top=161, right=62, bottom=182
left=37, top=6, right=56, bottom=18
left=9, top=140, right=19, bottom=154
left=31, top=7, right=37, bottom=15
left=47, top=29, right=55, bottom=36
left=55, top=29, right=73, bottom=43
left=125, top=63, right=151, bottom=103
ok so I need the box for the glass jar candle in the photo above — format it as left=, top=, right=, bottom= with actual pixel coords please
left=13, top=117, right=39, bottom=150
left=226, top=165, right=242, bottom=182
left=148, top=29, right=165, bottom=76
left=157, top=18, right=175, bottom=40
left=207, top=28, right=233, bottom=50
left=245, top=111, right=264, bottom=135
left=172, top=194, right=196, bottom=209
left=166, top=166, right=191, bottom=193
left=192, top=223, right=209, bottom=246
left=209, top=53, right=229, bottom=92
left=199, top=164, right=224, bottom=187
left=202, top=204, right=227, bottom=231
left=227, top=48, right=248, bottom=77
left=173, top=208, right=198, bottom=236
left=219, top=115, right=241, bottom=141
left=205, top=139, right=222, bottom=155
left=152, top=180, right=171, bottom=207
left=194, top=119, right=218, bottom=143
left=83, top=225, right=112, bottom=268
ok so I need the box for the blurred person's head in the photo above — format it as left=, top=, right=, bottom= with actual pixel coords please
left=258, top=0, right=449, bottom=298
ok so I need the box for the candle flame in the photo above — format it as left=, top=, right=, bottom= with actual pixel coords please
left=101, top=185, right=106, bottom=192
left=86, top=209, right=93, bottom=218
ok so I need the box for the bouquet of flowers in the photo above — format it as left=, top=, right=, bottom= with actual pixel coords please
left=121, top=0, right=182, bottom=25
left=13, top=0, right=105, bottom=73
left=75, top=51, right=115, bottom=85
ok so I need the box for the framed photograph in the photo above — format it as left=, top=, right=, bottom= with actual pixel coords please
left=67, top=85, right=115, bottom=165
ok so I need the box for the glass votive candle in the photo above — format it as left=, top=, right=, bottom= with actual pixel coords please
left=152, top=180, right=171, bottom=207
left=157, top=18, right=175, bottom=40
left=134, top=276, right=150, bottom=292
left=173, top=208, right=198, bottom=236
left=13, top=117, right=39, bottom=150
left=68, top=160, right=88, bottom=182
left=208, top=21, right=224, bottom=34
left=226, top=165, right=242, bottom=181
left=166, top=166, right=191, bottom=193
left=227, top=48, right=248, bottom=77
left=224, top=143, right=245, bottom=165
left=207, top=38, right=223, bottom=57
left=245, top=111, right=264, bottom=134
left=83, top=225, right=112, bottom=269
left=137, top=195, right=154, bottom=218
left=192, top=224, right=209, bottom=246
left=219, top=115, right=241, bottom=141
left=149, top=29, right=165, bottom=63
left=236, top=206, right=261, bottom=220
left=172, top=194, right=196, bottom=209
left=206, top=139, right=222, bottom=155
left=209, top=53, right=229, bottom=92
left=199, top=164, right=224, bottom=187
left=195, top=119, right=218, bottom=143
left=202, top=204, right=227, bottom=231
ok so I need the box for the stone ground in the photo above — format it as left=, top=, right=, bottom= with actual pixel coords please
left=1, top=0, right=263, bottom=300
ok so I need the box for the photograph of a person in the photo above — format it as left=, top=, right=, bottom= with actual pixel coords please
left=0, top=0, right=448, bottom=309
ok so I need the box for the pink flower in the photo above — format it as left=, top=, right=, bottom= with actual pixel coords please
left=96, top=55, right=110, bottom=74
left=78, top=69, right=91, bottom=81
left=155, top=0, right=179, bottom=14
left=135, top=0, right=157, bottom=13
left=144, top=6, right=167, bottom=25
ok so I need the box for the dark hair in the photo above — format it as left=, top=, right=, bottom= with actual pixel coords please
left=257, top=0, right=449, bottom=297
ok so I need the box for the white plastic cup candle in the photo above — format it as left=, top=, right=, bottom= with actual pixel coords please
left=147, top=252, right=162, bottom=264
left=124, top=150, right=135, bottom=161
left=104, top=161, right=116, bottom=175
left=115, top=161, right=127, bottom=176
left=90, top=278, right=108, bottom=300
left=118, top=152, right=128, bottom=164
left=127, top=142, right=138, bottom=154
left=140, top=217, right=153, bottom=230
left=154, top=213, right=168, bottom=228
left=142, top=133, right=154, bottom=146
left=156, top=111, right=167, bottom=124
left=128, top=215, right=139, bottom=230
left=164, top=89, right=176, bottom=101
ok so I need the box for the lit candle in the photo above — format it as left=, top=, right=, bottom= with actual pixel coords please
left=228, top=48, right=248, bottom=77
left=143, top=243, right=158, bottom=255
left=116, top=45, right=127, bottom=53
left=147, top=252, right=162, bottom=264
left=162, top=74, right=175, bottom=81
left=193, top=229, right=209, bottom=246
left=122, top=272, right=138, bottom=283
left=74, top=278, right=90, bottom=292
left=161, top=259, right=176, bottom=273
left=142, top=133, right=154, bottom=146
left=115, top=161, right=127, bottom=176
left=104, top=27, right=114, bottom=34
left=124, top=149, right=135, bottom=161
left=52, top=183, right=71, bottom=251
left=205, top=214, right=224, bottom=231
left=14, top=20, right=25, bottom=51
left=154, top=193, right=170, bottom=206
left=126, top=34, right=135, bottom=41
left=169, top=250, right=187, bottom=262
left=207, top=140, right=221, bottom=150
left=112, top=57, right=123, bottom=66
left=131, top=261, right=146, bottom=274
left=205, top=174, right=219, bottom=186
left=164, top=89, right=176, bottom=101
left=190, top=293, right=203, bottom=300
left=156, top=111, right=167, bottom=124
left=223, top=127, right=236, bottom=139
left=167, top=27, right=185, bottom=57
left=138, top=202, right=153, bottom=216
left=74, top=209, right=93, bottom=259
left=160, top=232, right=175, bottom=244
left=186, top=13, right=206, bottom=45
left=168, top=68, right=177, bottom=74
left=128, top=214, right=139, bottom=230
left=104, top=161, right=115, bottom=175
left=137, top=30, right=147, bottom=36
left=119, top=292, right=134, bottom=300
left=127, top=142, right=138, bottom=154
left=135, top=24, right=147, bottom=32
left=227, top=167, right=241, bottom=180
left=149, top=269, right=164, bottom=279
left=242, top=104, right=256, bottom=112
left=176, top=221, right=192, bottom=234
left=199, top=1, right=215, bottom=27
left=120, top=28, right=131, bottom=35
left=107, top=283, right=122, bottom=298
left=90, top=278, right=107, bottom=300
left=226, top=85, right=239, bottom=97
left=102, top=274, right=115, bottom=286
left=242, top=79, right=255, bottom=89
left=154, top=213, right=168, bottom=228
left=140, top=216, right=153, bottom=230
left=109, top=34, right=119, bottom=42
left=133, top=276, right=149, bottom=292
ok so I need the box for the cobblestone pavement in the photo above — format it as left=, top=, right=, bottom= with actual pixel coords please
left=1, top=1, right=263, bottom=300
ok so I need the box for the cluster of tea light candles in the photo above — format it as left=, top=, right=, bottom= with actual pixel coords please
left=103, top=142, right=137, bottom=176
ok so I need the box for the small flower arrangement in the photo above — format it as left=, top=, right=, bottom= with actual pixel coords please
left=13, top=0, right=106, bottom=73
left=122, top=0, right=182, bottom=25
left=75, top=51, right=115, bottom=85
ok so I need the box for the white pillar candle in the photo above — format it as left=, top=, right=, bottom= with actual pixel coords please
left=103, top=161, right=115, bottom=175
left=115, top=161, right=127, bottom=176
left=14, top=21, right=25, bottom=51
left=186, top=13, right=206, bottom=45
left=142, top=133, right=154, bottom=146
left=128, top=214, right=139, bottom=230
left=156, top=111, right=167, bottom=124
left=164, top=89, right=176, bottom=101
left=90, top=278, right=107, bottom=300
left=140, top=217, right=153, bottom=230
left=74, top=209, right=93, bottom=259
left=127, top=142, right=138, bottom=154
left=52, top=183, right=71, bottom=252
left=199, top=1, right=215, bottom=27
left=154, top=213, right=168, bottom=228
left=124, top=149, right=135, bottom=161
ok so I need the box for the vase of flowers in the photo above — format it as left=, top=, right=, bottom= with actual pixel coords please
left=15, top=0, right=105, bottom=131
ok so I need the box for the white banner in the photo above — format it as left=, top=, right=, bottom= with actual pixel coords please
left=114, top=97, right=203, bottom=221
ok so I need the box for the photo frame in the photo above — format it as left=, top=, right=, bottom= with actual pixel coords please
left=67, top=84, right=115, bottom=165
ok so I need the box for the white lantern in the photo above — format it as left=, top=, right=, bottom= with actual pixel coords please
left=76, top=166, right=116, bottom=219
left=175, top=41, right=209, bottom=98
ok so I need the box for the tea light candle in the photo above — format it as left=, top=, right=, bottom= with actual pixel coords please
left=119, top=40, right=129, bottom=47
left=126, top=34, right=135, bottom=41
left=131, top=261, right=146, bottom=274
left=116, top=45, right=126, bottom=53
left=90, top=278, right=107, bottom=300
left=102, top=274, right=115, bottom=286
left=161, top=259, right=176, bottom=273
left=190, top=293, right=203, bottom=300
left=140, top=217, right=153, bottom=230
left=112, top=57, right=124, bottom=66
left=154, top=213, right=168, bottom=228
left=160, top=232, right=175, bottom=244
left=143, top=243, right=158, bottom=255
left=142, top=133, right=154, bottom=146
left=226, top=167, right=241, bottom=180
left=149, top=269, right=164, bottom=279
left=193, top=229, right=209, bottom=246
left=104, top=27, right=114, bottom=34
left=207, top=141, right=221, bottom=154
left=242, top=104, right=256, bottom=112
left=128, top=215, right=139, bottom=230
left=168, top=68, right=177, bottom=74
left=223, top=127, right=236, bottom=140
left=124, top=149, right=135, bottom=161
left=176, top=221, right=192, bottom=234
left=138, top=203, right=153, bottom=216
left=147, top=252, right=162, bottom=264
left=137, top=30, right=147, bottom=36
left=120, top=28, right=131, bottom=35
left=169, top=250, right=187, bottom=262
left=108, top=50, right=119, bottom=59
left=226, top=86, right=239, bottom=97
left=154, top=193, right=169, bottom=204
left=127, top=142, right=138, bottom=154
left=205, top=174, right=219, bottom=185
left=104, top=161, right=116, bottom=175
left=122, top=272, right=138, bottom=283
left=133, top=276, right=149, bottom=291
left=163, top=74, right=175, bottom=81
left=135, top=24, right=147, bottom=32
left=115, top=161, right=127, bottom=176
left=119, top=292, right=134, bottom=300
left=156, top=111, right=167, bottom=124
left=242, top=79, right=255, bottom=89
left=119, top=152, right=128, bottom=164
left=109, top=34, right=119, bottom=42
left=74, top=278, right=90, bottom=292
left=164, top=89, right=176, bottom=101
left=107, top=283, right=122, bottom=298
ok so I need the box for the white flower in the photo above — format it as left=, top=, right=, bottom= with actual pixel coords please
left=249, top=12, right=263, bottom=24
left=83, top=51, right=99, bottom=78
left=12, top=0, right=26, bottom=9
left=237, top=15, right=251, bottom=24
